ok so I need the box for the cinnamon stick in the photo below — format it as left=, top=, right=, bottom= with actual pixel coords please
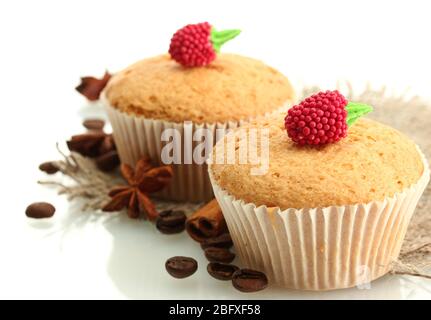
left=186, top=199, right=228, bottom=243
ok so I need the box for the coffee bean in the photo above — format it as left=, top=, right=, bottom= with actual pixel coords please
left=232, top=269, right=268, bottom=292
left=95, top=150, right=120, bottom=172
left=156, top=210, right=187, bottom=234
left=25, top=202, right=56, bottom=219
left=38, top=161, right=59, bottom=174
left=204, top=247, right=235, bottom=263
left=159, top=210, right=186, bottom=226
left=201, top=233, right=233, bottom=249
left=83, top=119, right=105, bottom=131
left=156, top=221, right=185, bottom=234
left=207, top=262, right=239, bottom=281
left=67, top=132, right=106, bottom=157
left=165, top=256, right=197, bottom=279
left=98, top=135, right=116, bottom=155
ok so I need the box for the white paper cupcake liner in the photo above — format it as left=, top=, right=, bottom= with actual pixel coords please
left=103, top=94, right=291, bottom=202
left=209, top=147, right=430, bottom=290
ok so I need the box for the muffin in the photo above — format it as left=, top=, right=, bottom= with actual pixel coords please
left=209, top=93, right=429, bottom=290
left=103, top=53, right=295, bottom=202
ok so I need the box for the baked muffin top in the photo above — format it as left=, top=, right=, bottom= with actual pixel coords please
left=104, top=54, right=295, bottom=123
left=210, top=112, right=425, bottom=209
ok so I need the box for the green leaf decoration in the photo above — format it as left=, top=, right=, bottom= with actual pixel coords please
left=211, top=28, right=241, bottom=53
left=345, top=102, right=373, bottom=127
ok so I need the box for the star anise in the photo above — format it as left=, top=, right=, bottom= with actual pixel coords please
left=75, top=71, right=111, bottom=101
left=102, top=157, right=173, bottom=220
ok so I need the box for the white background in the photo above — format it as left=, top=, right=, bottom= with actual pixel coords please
left=0, top=0, right=430, bottom=299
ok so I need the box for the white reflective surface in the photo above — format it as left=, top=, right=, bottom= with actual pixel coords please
left=2, top=201, right=430, bottom=299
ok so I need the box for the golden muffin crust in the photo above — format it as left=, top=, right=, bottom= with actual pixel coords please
left=104, top=54, right=294, bottom=123
left=210, top=112, right=424, bottom=209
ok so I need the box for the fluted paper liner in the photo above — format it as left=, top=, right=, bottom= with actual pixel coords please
left=209, top=148, right=430, bottom=290
left=103, top=95, right=289, bottom=202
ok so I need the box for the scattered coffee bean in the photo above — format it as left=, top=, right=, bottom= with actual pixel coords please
left=156, top=210, right=187, bottom=234
left=165, top=256, right=198, bottom=279
left=98, top=134, right=116, bottom=155
left=232, top=269, right=268, bottom=293
left=156, top=221, right=185, bottom=234
left=201, top=233, right=233, bottom=249
left=159, top=210, right=187, bottom=226
left=38, top=161, right=59, bottom=174
left=204, top=247, right=235, bottom=263
left=25, top=202, right=56, bottom=219
left=83, top=119, right=105, bottom=131
left=67, top=132, right=107, bottom=157
left=95, top=150, right=120, bottom=172
left=207, top=262, right=239, bottom=281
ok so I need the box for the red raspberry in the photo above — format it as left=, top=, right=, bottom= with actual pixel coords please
left=285, top=90, right=348, bottom=146
left=169, top=22, right=240, bottom=67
